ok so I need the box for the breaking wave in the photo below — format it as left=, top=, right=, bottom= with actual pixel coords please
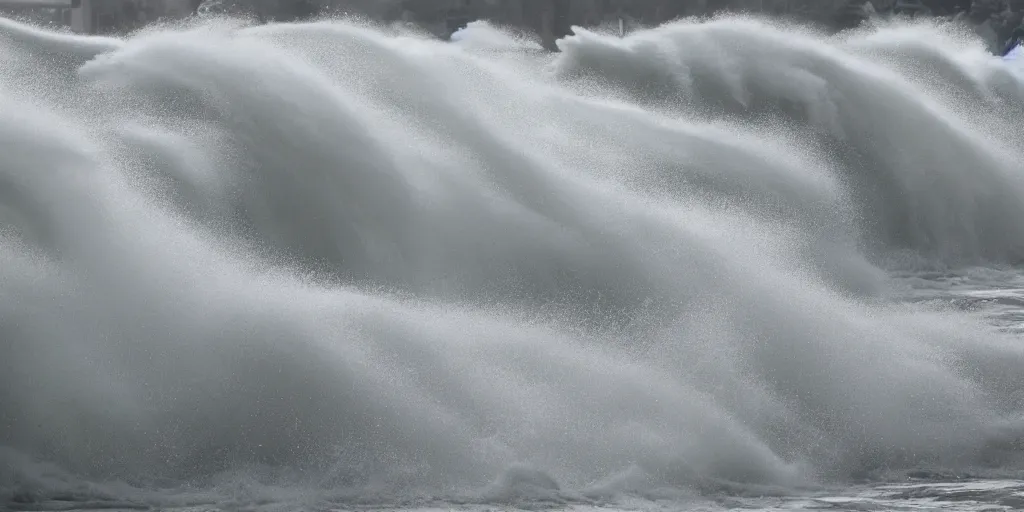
left=1, top=13, right=1023, bottom=508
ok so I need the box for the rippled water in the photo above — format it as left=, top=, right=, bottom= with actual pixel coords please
left=0, top=13, right=1022, bottom=512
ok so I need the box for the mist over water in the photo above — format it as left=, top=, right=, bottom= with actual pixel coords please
left=1, top=13, right=1024, bottom=508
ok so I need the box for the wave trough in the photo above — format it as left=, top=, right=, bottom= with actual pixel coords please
left=1, top=13, right=1023, bottom=508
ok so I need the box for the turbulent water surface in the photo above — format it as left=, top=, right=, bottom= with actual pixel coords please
left=1, top=13, right=1024, bottom=512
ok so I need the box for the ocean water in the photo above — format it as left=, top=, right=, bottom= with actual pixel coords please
left=0, top=13, right=1023, bottom=512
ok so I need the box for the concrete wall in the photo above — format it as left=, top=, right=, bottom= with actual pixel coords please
left=69, top=0, right=92, bottom=32
left=62, top=0, right=871, bottom=37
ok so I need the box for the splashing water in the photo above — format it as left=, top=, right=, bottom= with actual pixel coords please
left=0, top=13, right=1023, bottom=511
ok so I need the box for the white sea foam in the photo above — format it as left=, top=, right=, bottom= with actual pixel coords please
left=0, top=14, right=1022, bottom=510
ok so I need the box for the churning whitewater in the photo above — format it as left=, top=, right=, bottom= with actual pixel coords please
left=1, top=12, right=1024, bottom=510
